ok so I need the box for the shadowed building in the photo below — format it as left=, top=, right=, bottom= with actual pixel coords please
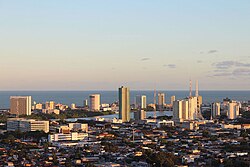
left=119, top=86, right=130, bottom=122
left=136, top=95, right=147, bottom=109
left=158, top=93, right=165, bottom=111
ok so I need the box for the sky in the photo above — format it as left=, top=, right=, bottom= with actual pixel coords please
left=0, top=0, right=250, bottom=90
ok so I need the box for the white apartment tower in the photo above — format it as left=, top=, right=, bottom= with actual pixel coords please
left=136, top=95, right=147, bottom=109
left=89, top=94, right=100, bottom=111
left=173, top=80, right=203, bottom=122
left=158, top=93, right=165, bottom=110
left=188, top=97, right=198, bottom=120
left=10, top=96, right=32, bottom=116
left=211, top=102, right=220, bottom=118
left=173, top=99, right=189, bottom=122
left=182, top=100, right=189, bottom=120
left=228, top=101, right=240, bottom=119
left=171, top=96, right=176, bottom=106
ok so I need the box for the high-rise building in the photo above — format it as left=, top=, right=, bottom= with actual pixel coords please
left=195, top=80, right=203, bottom=119
left=173, top=80, right=203, bottom=122
left=173, top=100, right=183, bottom=122
left=134, top=110, right=146, bottom=121
left=182, top=99, right=189, bottom=120
left=158, top=93, right=165, bottom=110
left=228, top=101, right=239, bottom=119
left=119, top=86, right=130, bottom=122
left=211, top=102, right=220, bottom=118
left=136, top=95, right=147, bottom=109
left=10, top=96, right=32, bottom=116
left=173, top=99, right=189, bottom=122
left=89, top=94, right=100, bottom=111
left=84, top=99, right=88, bottom=107
left=188, top=97, right=198, bottom=120
left=171, top=96, right=176, bottom=106
left=142, top=95, right=147, bottom=109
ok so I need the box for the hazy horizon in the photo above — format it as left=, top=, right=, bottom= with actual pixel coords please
left=1, top=89, right=250, bottom=91
left=1, top=1, right=250, bottom=90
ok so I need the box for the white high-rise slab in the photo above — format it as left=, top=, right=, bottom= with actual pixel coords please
left=10, top=96, right=32, bottom=116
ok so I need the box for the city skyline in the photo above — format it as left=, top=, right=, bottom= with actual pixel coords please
left=1, top=1, right=250, bottom=90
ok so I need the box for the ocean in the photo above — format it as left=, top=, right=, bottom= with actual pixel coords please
left=0, top=90, right=250, bottom=109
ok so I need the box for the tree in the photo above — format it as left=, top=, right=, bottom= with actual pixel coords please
left=202, top=130, right=210, bottom=138
left=52, top=151, right=59, bottom=165
left=144, top=150, right=176, bottom=167
left=240, top=130, right=248, bottom=138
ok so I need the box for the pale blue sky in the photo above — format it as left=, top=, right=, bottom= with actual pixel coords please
left=0, top=0, right=250, bottom=90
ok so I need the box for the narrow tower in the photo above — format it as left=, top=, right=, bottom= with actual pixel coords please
left=119, top=86, right=130, bottom=122
left=195, top=80, right=199, bottom=97
left=154, top=89, right=156, bottom=120
left=189, top=80, right=192, bottom=98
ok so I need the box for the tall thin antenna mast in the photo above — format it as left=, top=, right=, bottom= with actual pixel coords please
left=195, top=80, right=199, bottom=97
left=189, top=80, right=192, bottom=98
left=154, top=89, right=156, bottom=120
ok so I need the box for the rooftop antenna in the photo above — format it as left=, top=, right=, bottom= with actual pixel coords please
left=195, top=80, right=199, bottom=97
left=189, top=79, right=192, bottom=98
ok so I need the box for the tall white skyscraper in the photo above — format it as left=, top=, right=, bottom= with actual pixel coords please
left=194, top=80, right=203, bottom=120
left=158, top=93, right=165, bottom=110
left=228, top=101, right=239, bottom=119
left=211, top=102, right=220, bottom=118
left=173, top=80, right=203, bottom=122
left=141, top=95, right=146, bottom=109
left=188, top=97, right=198, bottom=120
left=173, top=99, right=189, bottom=122
left=119, top=86, right=130, bottom=122
left=182, top=99, right=189, bottom=120
left=84, top=99, right=88, bottom=107
left=89, top=94, right=100, bottom=111
left=136, top=95, right=147, bottom=109
left=171, top=95, right=176, bottom=106
left=10, top=96, right=32, bottom=116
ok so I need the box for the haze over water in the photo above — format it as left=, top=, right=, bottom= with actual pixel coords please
left=1, top=90, right=250, bottom=109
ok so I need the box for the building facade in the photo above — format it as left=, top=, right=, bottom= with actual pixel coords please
left=7, top=118, right=49, bottom=133
left=228, top=101, right=240, bottom=119
left=134, top=110, right=146, bottom=121
left=211, top=102, right=220, bottom=118
left=48, top=132, right=88, bottom=142
left=173, top=97, right=198, bottom=122
left=10, top=96, right=32, bottom=116
left=89, top=94, right=100, bottom=111
left=119, top=86, right=130, bottom=122
left=158, top=93, right=165, bottom=110
left=171, top=95, right=176, bottom=106
left=136, top=95, right=147, bottom=109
